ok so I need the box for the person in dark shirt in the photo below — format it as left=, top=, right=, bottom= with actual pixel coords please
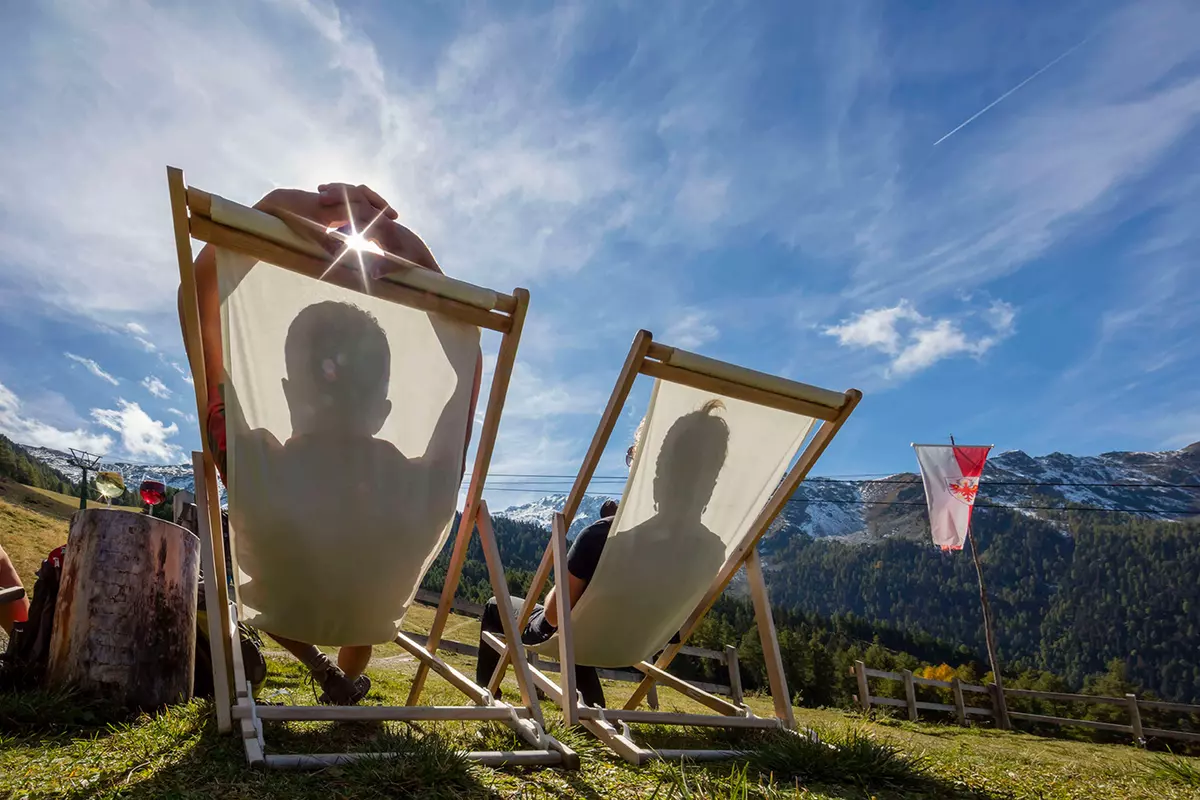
left=475, top=500, right=617, bottom=707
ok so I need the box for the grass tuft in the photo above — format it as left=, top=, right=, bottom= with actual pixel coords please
left=742, top=725, right=929, bottom=790
left=1150, top=749, right=1200, bottom=788
left=322, top=728, right=481, bottom=799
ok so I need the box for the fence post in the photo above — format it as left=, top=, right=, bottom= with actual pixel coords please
left=855, top=661, right=871, bottom=713
left=1126, top=693, right=1144, bottom=744
left=951, top=677, right=966, bottom=726
left=648, top=684, right=660, bottom=711
left=989, top=683, right=1011, bottom=730
left=902, top=669, right=918, bottom=722
left=725, top=645, right=744, bottom=706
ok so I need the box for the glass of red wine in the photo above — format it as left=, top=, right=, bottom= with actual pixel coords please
left=139, top=472, right=167, bottom=515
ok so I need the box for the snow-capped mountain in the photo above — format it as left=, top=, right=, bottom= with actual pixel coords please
left=21, top=446, right=217, bottom=500
left=497, top=444, right=1200, bottom=544
left=499, top=493, right=620, bottom=538
left=22, top=441, right=1199, bottom=543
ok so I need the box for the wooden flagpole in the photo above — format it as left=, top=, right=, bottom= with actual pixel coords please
left=952, top=435, right=1010, bottom=730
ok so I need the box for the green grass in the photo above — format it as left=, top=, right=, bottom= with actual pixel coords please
left=4, top=485, right=1200, bottom=798
left=4, top=646, right=1198, bottom=799
left=0, top=478, right=142, bottom=524
left=1151, top=750, right=1200, bottom=789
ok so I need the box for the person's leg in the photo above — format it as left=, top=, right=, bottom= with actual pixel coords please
left=268, top=632, right=326, bottom=668
left=574, top=665, right=606, bottom=708
left=338, top=645, right=372, bottom=680
left=267, top=632, right=368, bottom=704
left=475, top=597, right=507, bottom=687
left=475, top=595, right=534, bottom=690
left=0, top=547, right=29, bottom=636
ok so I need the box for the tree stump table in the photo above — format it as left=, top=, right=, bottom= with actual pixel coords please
left=48, top=509, right=200, bottom=708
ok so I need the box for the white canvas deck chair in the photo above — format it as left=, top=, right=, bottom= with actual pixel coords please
left=485, top=331, right=861, bottom=764
left=168, top=167, right=576, bottom=770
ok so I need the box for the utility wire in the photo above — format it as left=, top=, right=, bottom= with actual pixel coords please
left=478, top=485, right=1196, bottom=516
left=483, top=473, right=1200, bottom=490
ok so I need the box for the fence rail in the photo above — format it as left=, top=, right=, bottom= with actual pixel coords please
left=409, top=590, right=744, bottom=704
left=851, top=660, right=1200, bottom=744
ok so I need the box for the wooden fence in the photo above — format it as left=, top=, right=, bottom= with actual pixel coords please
left=852, top=661, right=1200, bottom=744
left=410, top=589, right=745, bottom=707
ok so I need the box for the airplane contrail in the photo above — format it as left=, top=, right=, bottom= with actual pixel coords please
left=933, top=37, right=1091, bottom=146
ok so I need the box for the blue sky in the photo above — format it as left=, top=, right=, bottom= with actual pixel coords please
left=1, top=0, right=1198, bottom=507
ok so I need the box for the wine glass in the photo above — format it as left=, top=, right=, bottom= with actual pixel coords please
left=139, top=472, right=167, bottom=515
left=94, top=470, right=126, bottom=508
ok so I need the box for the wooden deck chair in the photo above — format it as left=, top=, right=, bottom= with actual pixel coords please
left=484, top=331, right=860, bottom=764
left=168, top=166, right=576, bottom=770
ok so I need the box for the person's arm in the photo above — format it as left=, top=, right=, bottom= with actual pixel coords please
left=540, top=518, right=611, bottom=628
left=542, top=573, right=588, bottom=628
left=0, top=545, right=29, bottom=635
left=177, top=184, right=400, bottom=405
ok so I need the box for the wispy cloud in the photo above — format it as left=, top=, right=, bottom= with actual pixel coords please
left=664, top=310, right=720, bottom=350
left=0, top=382, right=114, bottom=453
left=91, top=400, right=180, bottom=463
left=141, top=376, right=171, bottom=399
left=64, top=352, right=119, bottom=385
left=126, top=322, right=157, bottom=352
left=825, top=299, right=1016, bottom=377
left=167, top=407, right=196, bottom=422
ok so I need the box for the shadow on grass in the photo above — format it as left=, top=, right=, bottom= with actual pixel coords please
left=0, top=686, right=139, bottom=743
left=628, top=723, right=1008, bottom=799
left=44, top=713, right=507, bottom=800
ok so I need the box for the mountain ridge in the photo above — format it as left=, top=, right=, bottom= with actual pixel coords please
left=498, top=444, right=1200, bottom=545
left=20, top=441, right=1199, bottom=545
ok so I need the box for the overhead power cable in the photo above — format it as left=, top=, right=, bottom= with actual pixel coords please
left=478, top=485, right=1196, bottom=516
left=482, top=473, right=1200, bottom=490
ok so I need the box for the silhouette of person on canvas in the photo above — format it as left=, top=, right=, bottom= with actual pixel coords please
left=228, top=300, right=473, bottom=695
left=180, top=182, right=483, bottom=705
left=578, top=399, right=729, bottom=658
left=473, top=400, right=729, bottom=706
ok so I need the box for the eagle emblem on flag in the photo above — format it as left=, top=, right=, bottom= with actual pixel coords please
left=946, top=477, right=979, bottom=505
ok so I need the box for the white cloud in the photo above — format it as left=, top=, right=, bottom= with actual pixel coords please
left=91, top=400, right=180, bottom=463
left=167, top=361, right=195, bottom=386
left=0, top=382, right=114, bottom=453
left=823, top=301, right=923, bottom=355
left=64, top=352, right=119, bottom=385
left=124, top=322, right=156, bottom=351
left=141, top=376, right=171, bottom=399
left=167, top=407, right=196, bottom=422
left=664, top=310, right=720, bottom=350
left=824, top=299, right=1016, bottom=378
left=889, top=320, right=973, bottom=376
left=504, top=364, right=604, bottom=418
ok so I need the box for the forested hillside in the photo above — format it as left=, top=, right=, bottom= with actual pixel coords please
left=0, top=435, right=76, bottom=495
left=421, top=506, right=1200, bottom=708
left=767, top=508, right=1200, bottom=704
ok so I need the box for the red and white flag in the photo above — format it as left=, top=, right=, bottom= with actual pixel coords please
left=912, top=443, right=992, bottom=551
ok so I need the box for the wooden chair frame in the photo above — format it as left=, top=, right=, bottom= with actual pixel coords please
left=484, top=331, right=861, bottom=764
left=169, top=166, right=576, bottom=770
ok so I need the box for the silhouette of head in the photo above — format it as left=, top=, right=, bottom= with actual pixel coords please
left=282, top=301, right=391, bottom=436
left=600, top=499, right=619, bottom=518
left=652, top=399, right=729, bottom=516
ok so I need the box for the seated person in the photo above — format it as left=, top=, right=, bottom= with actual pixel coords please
left=475, top=400, right=729, bottom=707
left=180, top=183, right=482, bottom=705
left=475, top=498, right=619, bottom=708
